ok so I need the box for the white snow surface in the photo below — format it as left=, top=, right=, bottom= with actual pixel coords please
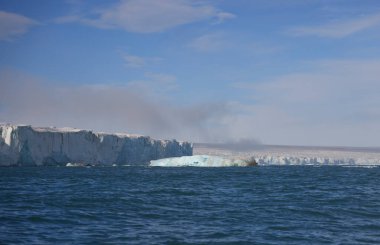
left=150, top=155, right=250, bottom=167
left=0, top=124, right=192, bottom=166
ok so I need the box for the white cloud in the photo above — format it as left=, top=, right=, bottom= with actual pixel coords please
left=0, top=11, right=38, bottom=41
left=123, top=53, right=162, bottom=68
left=214, top=12, right=235, bottom=24
left=123, top=54, right=146, bottom=68
left=145, top=72, right=176, bottom=86
left=58, top=0, right=233, bottom=33
left=289, top=12, right=380, bottom=38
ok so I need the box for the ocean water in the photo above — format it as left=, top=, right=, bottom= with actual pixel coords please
left=1, top=166, right=380, bottom=244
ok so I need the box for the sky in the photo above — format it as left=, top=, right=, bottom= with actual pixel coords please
left=1, top=0, right=380, bottom=147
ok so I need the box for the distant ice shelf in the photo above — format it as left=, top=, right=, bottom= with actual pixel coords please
left=194, top=145, right=380, bottom=166
left=150, top=154, right=380, bottom=167
left=252, top=155, right=360, bottom=165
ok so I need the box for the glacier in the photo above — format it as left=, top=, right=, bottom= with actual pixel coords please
left=150, top=155, right=256, bottom=167
left=0, top=124, right=192, bottom=166
left=150, top=153, right=380, bottom=167
left=194, top=144, right=380, bottom=166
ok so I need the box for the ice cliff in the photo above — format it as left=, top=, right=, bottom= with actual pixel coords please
left=0, top=124, right=192, bottom=166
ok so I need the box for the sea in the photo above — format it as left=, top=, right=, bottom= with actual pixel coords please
left=1, top=166, right=380, bottom=244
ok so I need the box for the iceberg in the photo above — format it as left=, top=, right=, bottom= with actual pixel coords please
left=0, top=124, right=192, bottom=166
left=150, top=155, right=257, bottom=167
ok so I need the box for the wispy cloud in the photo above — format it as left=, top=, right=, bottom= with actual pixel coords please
left=0, top=11, right=38, bottom=41
left=123, top=54, right=146, bottom=68
left=123, top=53, right=162, bottom=68
left=189, top=32, right=227, bottom=52
left=289, top=12, right=380, bottom=38
left=214, top=12, right=235, bottom=24
left=57, top=0, right=234, bottom=33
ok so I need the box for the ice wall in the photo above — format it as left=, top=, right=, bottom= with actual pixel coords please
left=0, top=124, right=192, bottom=166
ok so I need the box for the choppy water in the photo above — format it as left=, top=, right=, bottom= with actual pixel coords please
left=1, top=166, right=380, bottom=244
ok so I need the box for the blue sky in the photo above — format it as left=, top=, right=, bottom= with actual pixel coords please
left=1, top=0, right=380, bottom=147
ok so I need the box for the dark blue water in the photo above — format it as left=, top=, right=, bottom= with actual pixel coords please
left=1, top=166, right=380, bottom=244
